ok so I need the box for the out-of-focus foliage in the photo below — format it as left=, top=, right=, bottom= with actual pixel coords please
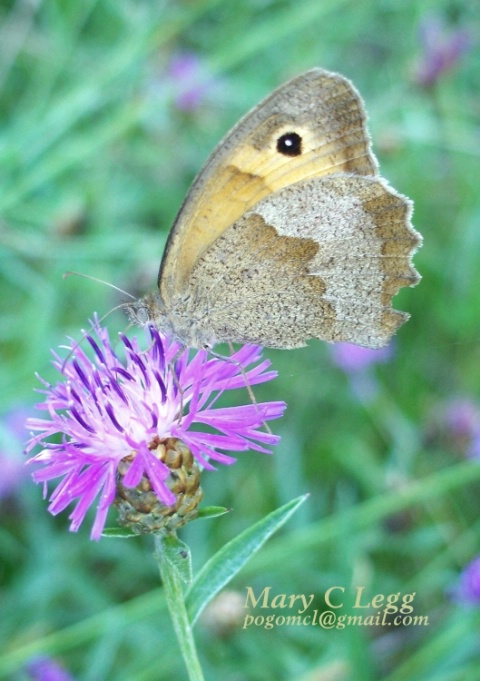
left=1, top=1, right=480, bottom=679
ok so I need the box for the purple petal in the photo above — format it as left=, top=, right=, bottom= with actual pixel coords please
left=25, top=321, right=285, bottom=539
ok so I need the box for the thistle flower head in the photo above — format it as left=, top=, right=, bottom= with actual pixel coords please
left=330, top=342, right=393, bottom=374
left=424, top=397, right=480, bottom=458
left=454, top=556, right=480, bottom=605
left=167, top=52, right=215, bottom=111
left=25, top=321, right=286, bottom=540
left=26, top=655, right=76, bottom=681
left=415, top=14, right=470, bottom=88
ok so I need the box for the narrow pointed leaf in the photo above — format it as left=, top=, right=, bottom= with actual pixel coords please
left=102, top=527, right=139, bottom=538
left=196, top=506, right=231, bottom=519
left=186, top=494, right=308, bottom=624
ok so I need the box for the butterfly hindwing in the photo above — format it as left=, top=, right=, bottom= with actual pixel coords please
left=180, top=175, right=420, bottom=349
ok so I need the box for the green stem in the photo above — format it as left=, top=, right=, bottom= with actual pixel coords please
left=154, top=534, right=205, bottom=681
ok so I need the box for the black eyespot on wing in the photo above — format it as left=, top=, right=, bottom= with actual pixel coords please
left=276, top=132, right=302, bottom=157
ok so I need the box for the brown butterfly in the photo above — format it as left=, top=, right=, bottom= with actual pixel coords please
left=128, top=68, right=421, bottom=350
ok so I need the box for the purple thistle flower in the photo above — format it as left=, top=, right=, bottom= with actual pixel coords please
left=453, top=556, right=480, bottom=605
left=167, top=52, right=214, bottom=112
left=442, top=398, right=480, bottom=458
left=425, top=397, right=480, bottom=458
left=25, top=321, right=286, bottom=540
left=468, top=432, right=480, bottom=459
left=442, top=398, right=480, bottom=441
left=26, top=656, right=76, bottom=681
left=329, top=342, right=393, bottom=404
left=415, top=15, right=470, bottom=88
left=330, top=342, right=393, bottom=374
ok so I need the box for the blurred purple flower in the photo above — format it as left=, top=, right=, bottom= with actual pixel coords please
left=167, top=52, right=214, bottom=111
left=0, top=406, right=31, bottom=498
left=444, top=399, right=480, bottom=442
left=330, top=343, right=393, bottom=374
left=453, top=556, right=480, bottom=605
left=426, top=398, right=480, bottom=457
left=415, top=15, right=470, bottom=87
left=26, top=656, right=75, bottom=681
left=25, top=322, right=285, bottom=540
left=469, top=434, right=480, bottom=458
left=330, top=343, right=393, bottom=404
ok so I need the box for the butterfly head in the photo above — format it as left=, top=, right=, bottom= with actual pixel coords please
left=125, top=292, right=218, bottom=350
left=125, top=292, right=171, bottom=330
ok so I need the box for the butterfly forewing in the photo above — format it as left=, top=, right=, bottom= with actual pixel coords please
left=159, top=68, right=379, bottom=303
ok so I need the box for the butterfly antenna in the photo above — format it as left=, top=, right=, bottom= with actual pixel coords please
left=60, top=302, right=134, bottom=372
left=63, top=271, right=136, bottom=300
left=60, top=271, right=137, bottom=371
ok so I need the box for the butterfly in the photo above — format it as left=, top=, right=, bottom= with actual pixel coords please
left=127, top=68, right=421, bottom=351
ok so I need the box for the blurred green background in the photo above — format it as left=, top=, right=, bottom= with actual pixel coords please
left=1, top=0, right=480, bottom=679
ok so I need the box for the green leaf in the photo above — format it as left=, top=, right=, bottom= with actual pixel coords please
left=153, top=535, right=205, bottom=680
left=157, top=534, right=193, bottom=586
left=101, top=527, right=139, bottom=538
left=186, top=494, right=308, bottom=625
left=196, top=506, right=231, bottom=519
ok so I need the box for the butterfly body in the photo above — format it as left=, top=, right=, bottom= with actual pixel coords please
left=128, top=68, right=421, bottom=350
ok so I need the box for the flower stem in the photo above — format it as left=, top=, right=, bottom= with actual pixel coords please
left=154, top=534, right=205, bottom=681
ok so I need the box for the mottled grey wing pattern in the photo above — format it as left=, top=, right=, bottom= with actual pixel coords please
left=127, top=68, right=421, bottom=349
left=183, top=174, right=421, bottom=349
